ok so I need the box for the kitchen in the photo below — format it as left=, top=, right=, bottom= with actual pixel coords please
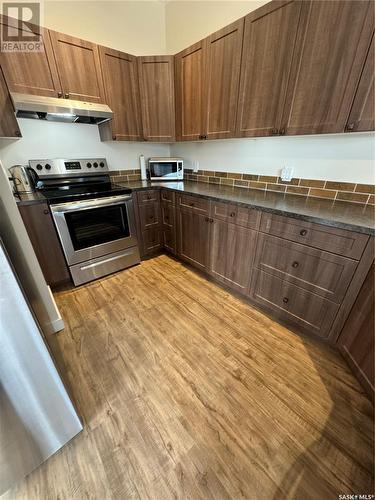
left=0, top=0, right=374, bottom=498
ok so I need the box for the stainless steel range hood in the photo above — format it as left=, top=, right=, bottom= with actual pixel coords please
left=11, top=93, right=113, bottom=124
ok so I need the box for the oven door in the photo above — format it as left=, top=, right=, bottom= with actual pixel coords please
left=50, top=194, right=138, bottom=265
left=149, top=161, right=183, bottom=180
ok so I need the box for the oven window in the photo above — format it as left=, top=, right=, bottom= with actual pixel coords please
left=150, top=162, right=177, bottom=177
left=65, top=204, right=130, bottom=251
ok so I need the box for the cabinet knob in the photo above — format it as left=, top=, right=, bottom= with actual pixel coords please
left=57, top=91, right=63, bottom=98
left=43, top=209, right=49, bottom=215
left=299, top=229, right=308, bottom=236
left=65, top=93, right=70, bottom=99
left=15, top=130, right=21, bottom=137
left=271, top=128, right=278, bottom=135
left=282, top=297, right=289, bottom=304
left=279, top=128, right=286, bottom=136
left=292, top=261, right=299, bottom=268
left=209, top=218, right=214, bottom=223
left=190, top=202, right=195, bottom=207
left=230, top=212, right=236, bottom=217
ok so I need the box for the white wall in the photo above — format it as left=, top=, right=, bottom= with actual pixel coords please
left=0, top=119, right=169, bottom=171
left=165, top=0, right=267, bottom=53
left=170, top=134, right=375, bottom=183
left=44, top=1, right=166, bottom=54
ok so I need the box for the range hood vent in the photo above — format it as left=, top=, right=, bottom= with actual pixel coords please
left=11, top=93, right=113, bottom=125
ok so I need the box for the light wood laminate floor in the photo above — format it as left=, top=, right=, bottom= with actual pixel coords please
left=3, top=255, right=374, bottom=499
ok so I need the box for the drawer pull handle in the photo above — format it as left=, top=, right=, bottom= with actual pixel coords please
left=282, top=297, right=289, bottom=304
left=300, top=229, right=308, bottom=236
left=43, top=209, right=49, bottom=215
left=292, top=261, right=299, bottom=268
left=230, top=212, right=236, bottom=217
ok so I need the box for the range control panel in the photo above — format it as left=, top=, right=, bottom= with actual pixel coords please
left=28, top=158, right=109, bottom=176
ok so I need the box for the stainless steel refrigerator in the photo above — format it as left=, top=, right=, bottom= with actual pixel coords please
left=0, top=239, right=82, bottom=495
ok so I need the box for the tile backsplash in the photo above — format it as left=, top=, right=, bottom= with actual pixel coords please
left=110, top=168, right=375, bottom=206
left=184, top=169, right=375, bottom=205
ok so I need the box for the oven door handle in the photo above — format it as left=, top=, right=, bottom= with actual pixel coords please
left=50, top=194, right=132, bottom=214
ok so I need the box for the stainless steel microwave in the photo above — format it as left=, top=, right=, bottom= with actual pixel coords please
left=148, top=157, right=183, bottom=181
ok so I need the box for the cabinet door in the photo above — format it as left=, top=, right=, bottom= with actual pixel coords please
left=138, top=56, right=175, bottom=142
left=205, top=19, right=244, bottom=139
left=0, top=18, right=61, bottom=97
left=236, top=1, right=302, bottom=137
left=175, top=40, right=206, bottom=141
left=49, top=31, right=105, bottom=103
left=338, top=262, right=374, bottom=399
left=281, top=0, right=374, bottom=135
left=210, top=219, right=257, bottom=294
left=18, top=202, right=70, bottom=286
left=98, top=46, right=142, bottom=141
left=346, top=34, right=375, bottom=133
left=177, top=209, right=210, bottom=271
left=0, top=66, right=21, bottom=138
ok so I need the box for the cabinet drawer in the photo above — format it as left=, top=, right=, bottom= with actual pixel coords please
left=211, top=201, right=260, bottom=229
left=178, top=194, right=210, bottom=214
left=142, top=228, right=161, bottom=254
left=137, top=190, right=159, bottom=204
left=139, top=202, right=160, bottom=229
left=260, top=212, right=368, bottom=259
left=251, top=269, right=339, bottom=338
left=161, top=189, right=175, bottom=204
left=162, top=227, right=176, bottom=254
left=254, top=234, right=357, bottom=303
left=161, top=202, right=175, bottom=227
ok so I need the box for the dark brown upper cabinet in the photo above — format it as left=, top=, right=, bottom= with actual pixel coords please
left=175, top=40, right=206, bottom=141
left=0, top=16, right=62, bottom=98
left=205, top=19, right=244, bottom=140
left=236, top=1, right=302, bottom=138
left=49, top=31, right=105, bottom=103
left=0, top=65, right=21, bottom=138
left=98, top=46, right=143, bottom=141
left=175, top=19, right=243, bottom=141
left=137, top=55, right=175, bottom=142
left=346, top=34, right=375, bottom=133
left=280, top=0, right=374, bottom=136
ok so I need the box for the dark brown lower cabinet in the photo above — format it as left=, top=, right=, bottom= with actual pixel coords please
left=177, top=209, right=211, bottom=271
left=18, top=202, right=70, bottom=286
left=210, top=219, right=257, bottom=294
left=338, top=263, right=374, bottom=399
left=161, top=201, right=176, bottom=254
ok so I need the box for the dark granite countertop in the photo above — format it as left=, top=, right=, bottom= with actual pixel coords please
left=16, top=180, right=375, bottom=235
left=120, top=180, right=375, bottom=235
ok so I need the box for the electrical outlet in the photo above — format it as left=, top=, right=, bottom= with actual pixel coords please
left=280, top=166, right=294, bottom=182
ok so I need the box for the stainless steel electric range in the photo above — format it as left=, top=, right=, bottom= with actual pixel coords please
left=29, top=158, right=140, bottom=286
